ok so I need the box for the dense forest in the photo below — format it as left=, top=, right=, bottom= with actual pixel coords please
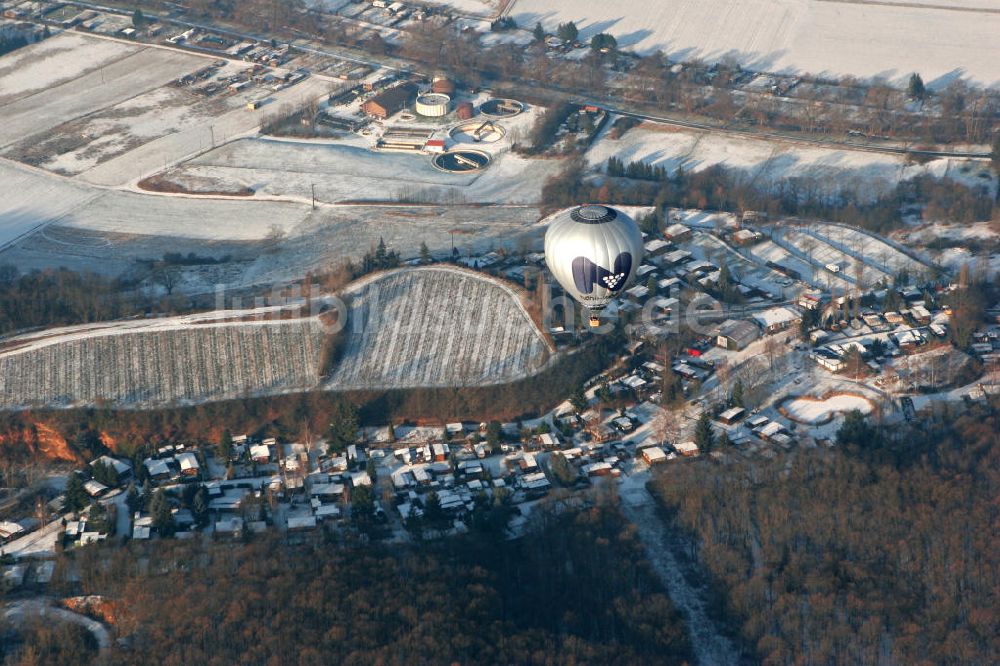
left=28, top=499, right=692, bottom=665
left=651, top=405, right=1000, bottom=665
left=0, top=268, right=136, bottom=336
left=1, top=620, right=98, bottom=665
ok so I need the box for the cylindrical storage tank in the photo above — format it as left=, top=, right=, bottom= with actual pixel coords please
left=415, top=93, right=450, bottom=117
left=431, top=76, right=455, bottom=95
left=456, top=101, right=474, bottom=120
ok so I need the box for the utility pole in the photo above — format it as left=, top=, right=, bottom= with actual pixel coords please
left=311, top=183, right=316, bottom=210
left=210, top=125, right=215, bottom=148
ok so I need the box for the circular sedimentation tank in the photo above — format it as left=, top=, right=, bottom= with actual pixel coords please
left=432, top=149, right=492, bottom=173
left=415, top=92, right=451, bottom=117
left=480, top=97, right=523, bottom=118
left=449, top=119, right=506, bottom=144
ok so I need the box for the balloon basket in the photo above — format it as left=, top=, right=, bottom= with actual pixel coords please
left=588, top=316, right=601, bottom=328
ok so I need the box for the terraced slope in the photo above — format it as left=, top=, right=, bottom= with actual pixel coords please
left=328, top=267, right=551, bottom=389
left=0, top=268, right=552, bottom=409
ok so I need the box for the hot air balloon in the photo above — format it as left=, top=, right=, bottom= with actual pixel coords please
left=544, top=204, right=644, bottom=327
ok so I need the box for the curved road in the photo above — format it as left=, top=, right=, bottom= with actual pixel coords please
left=2, top=598, right=111, bottom=658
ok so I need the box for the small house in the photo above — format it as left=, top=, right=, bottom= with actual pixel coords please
left=642, top=446, right=668, bottom=465
left=754, top=307, right=801, bottom=334
left=674, top=441, right=699, bottom=457
left=663, top=223, right=692, bottom=243
left=717, top=407, right=746, bottom=425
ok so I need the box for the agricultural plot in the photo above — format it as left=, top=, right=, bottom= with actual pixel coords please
left=512, top=0, right=1000, bottom=86
left=77, top=77, right=332, bottom=187
left=0, top=45, right=204, bottom=151
left=0, top=320, right=325, bottom=409
left=587, top=123, right=981, bottom=204
left=0, top=159, right=100, bottom=250
left=0, top=157, right=311, bottom=245
left=327, top=268, right=552, bottom=389
left=0, top=31, right=138, bottom=106
left=0, top=268, right=552, bottom=408
left=6, top=61, right=260, bottom=176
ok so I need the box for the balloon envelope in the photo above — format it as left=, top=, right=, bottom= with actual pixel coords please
left=544, top=205, right=644, bottom=314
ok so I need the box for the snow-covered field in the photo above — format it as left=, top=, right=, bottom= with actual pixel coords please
left=328, top=267, right=551, bottom=389
left=512, top=0, right=1000, bottom=86
left=0, top=32, right=334, bottom=186
left=894, top=220, right=1000, bottom=277
left=172, top=135, right=561, bottom=204
left=0, top=45, right=204, bottom=151
left=0, top=319, right=325, bottom=409
left=587, top=123, right=990, bottom=203
left=0, top=160, right=101, bottom=250
left=0, top=158, right=311, bottom=243
left=78, top=77, right=333, bottom=187
left=12, top=60, right=264, bottom=177
left=0, top=31, right=138, bottom=106
left=783, top=393, right=873, bottom=424
left=411, top=0, right=499, bottom=16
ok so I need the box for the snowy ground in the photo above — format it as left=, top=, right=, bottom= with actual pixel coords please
left=587, top=122, right=992, bottom=204
left=12, top=61, right=267, bottom=177
left=511, top=0, right=1000, bottom=87
left=778, top=227, right=892, bottom=287
left=748, top=238, right=854, bottom=291
left=0, top=31, right=336, bottom=186
left=617, top=473, right=743, bottom=665
left=411, top=0, right=499, bottom=16
left=783, top=393, right=873, bottom=424
left=327, top=267, right=552, bottom=389
left=170, top=136, right=561, bottom=204
left=78, top=77, right=334, bottom=187
left=0, top=31, right=138, bottom=106
left=894, top=220, right=1000, bottom=278
left=0, top=157, right=311, bottom=245
left=0, top=160, right=102, bottom=250
left=0, top=163, right=545, bottom=293
left=0, top=45, right=204, bottom=152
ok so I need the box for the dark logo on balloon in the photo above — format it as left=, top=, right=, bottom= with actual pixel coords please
left=572, top=253, right=632, bottom=294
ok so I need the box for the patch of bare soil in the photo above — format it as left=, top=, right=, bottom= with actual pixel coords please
left=138, top=173, right=254, bottom=197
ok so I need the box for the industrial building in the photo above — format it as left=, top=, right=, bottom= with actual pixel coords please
left=716, top=319, right=761, bottom=351
left=415, top=92, right=451, bottom=117
left=362, top=82, right=418, bottom=119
